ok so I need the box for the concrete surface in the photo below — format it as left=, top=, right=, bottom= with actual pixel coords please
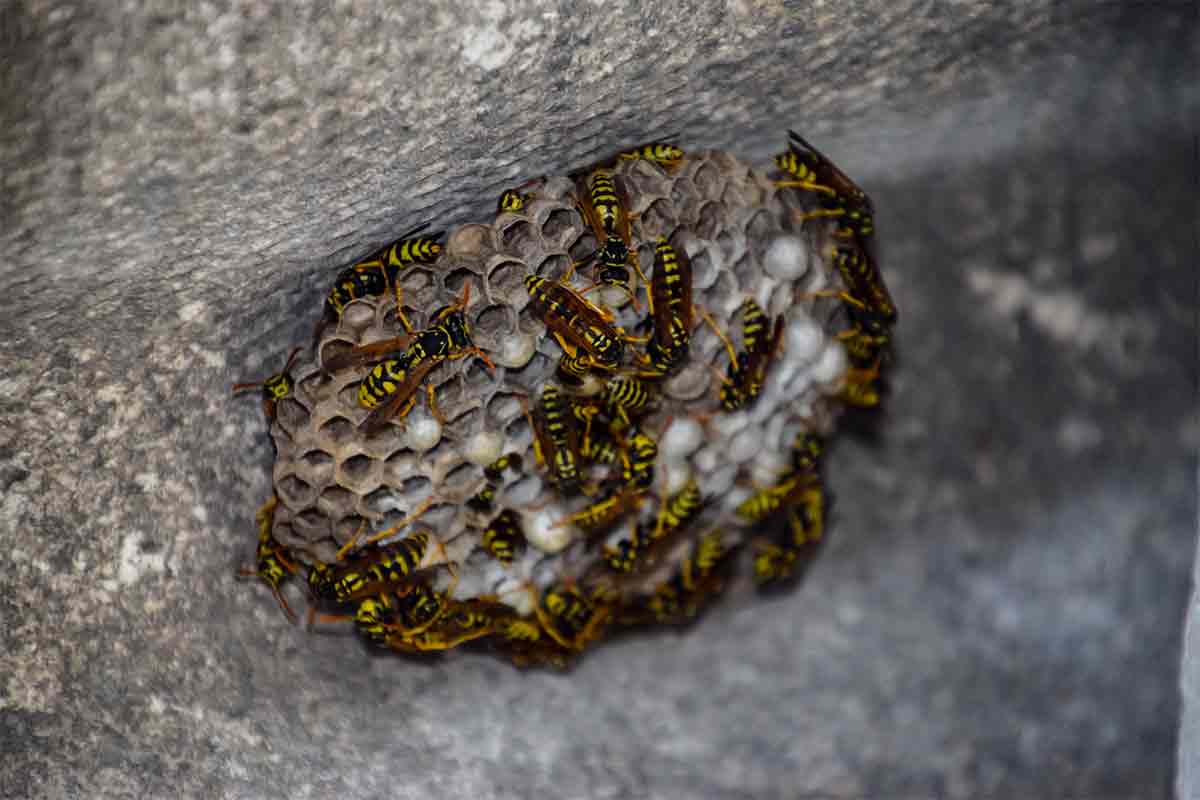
left=1, top=2, right=1196, bottom=798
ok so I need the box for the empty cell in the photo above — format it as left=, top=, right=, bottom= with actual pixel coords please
left=540, top=208, right=576, bottom=244
left=318, top=416, right=356, bottom=446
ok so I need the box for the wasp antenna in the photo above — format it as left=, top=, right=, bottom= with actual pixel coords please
left=697, top=307, right=739, bottom=366
left=395, top=221, right=432, bottom=241
left=272, top=587, right=298, bottom=625
left=230, top=381, right=263, bottom=396
left=335, top=519, right=369, bottom=562
left=363, top=497, right=434, bottom=548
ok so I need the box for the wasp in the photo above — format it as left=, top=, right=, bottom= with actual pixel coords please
left=602, top=376, right=653, bottom=426
left=326, top=529, right=435, bottom=605
left=571, top=169, right=647, bottom=308
left=580, top=431, right=620, bottom=466
left=603, top=522, right=646, bottom=573
left=498, top=617, right=576, bottom=670
left=553, top=339, right=595, bottom=386
left=481, top=510, right=526, bottom=565
left=328, top=285, right=494, bottom=433
left=568, top=396, right=622, bottom=467
left=348, top=584, right=448, bottom=645
left=571, top=134, right=685, bottom=176
left=634, top=530, right=728, bottom=624
left=639, top=237, right=694, bottom=377
left=383, top=597, right=512, bottom=653
left=774, top=130, right=873, bottom=242
left=736, top=474, right=807, bottom=524
left=617, top=137, right=685, bottom=169
left=555, top=481, right=642, bottom=534
left=304, top=510, right=441, bottom=620
left=701, top=298, right=785, bottom=412
left=498, top=188, right=529, bottom=214
left=620, top=427, right=658, bottom=494
left=312, top=223, right=442, bottom=342
left=649, top=478, right=704, bottom=541
left=535, top=582, right=610, bottom=651
left=738, top=476, right=825, bottom=539
left=752, top=480, right=826, bottom=585
left=525, top=385, right=585, bottom=496
left=791, top=432, right=824, bottom=476
left=497, top=176, right=542, bottom=214
left=236, top=495, right=300, bottom=623
left=467, top=452, right=525, bottom=512
left=839, top=359, right=883, bottom=408
left=830, top=242, right=896, bottom=330
left=231, top=346, right=303, bottom=422
left=525, top=275, right=626, bottom=370
left=776, top=131, right=896, bottom=328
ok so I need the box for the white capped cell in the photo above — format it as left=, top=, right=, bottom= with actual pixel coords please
left=465, top=431, right=505, bottom=466
left=406, top=411, right=443, bottom=451
left=661, top=417, right=705, bottom=461
left=525, top=505, right=573, bottom=553
left=496, top=332, right=537, bottom=368
left=763, top=235, right=811, bottom=281
left=811, top=338, right=849, bottom=385
left=785, top=314, right=826, bottom=367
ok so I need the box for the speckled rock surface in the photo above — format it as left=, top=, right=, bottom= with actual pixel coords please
left=1, top=2, right=1196, bottom=798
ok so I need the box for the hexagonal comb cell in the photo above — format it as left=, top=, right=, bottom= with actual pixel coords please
left=252, top=146, right=887, bottom=666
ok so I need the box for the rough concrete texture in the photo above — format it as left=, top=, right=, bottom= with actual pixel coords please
left=1, top=2, right=1196, bottom=798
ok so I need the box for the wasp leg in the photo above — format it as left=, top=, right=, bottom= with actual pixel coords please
left=361, top=496, right=435, bottom=548
left=775, top=179, right=838, bottom=196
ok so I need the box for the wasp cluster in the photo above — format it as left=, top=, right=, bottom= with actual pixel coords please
left=233, top=135, right=896, bottom=667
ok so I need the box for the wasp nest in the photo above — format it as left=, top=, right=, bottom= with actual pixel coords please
left=238, top=142, right=888, bottom=667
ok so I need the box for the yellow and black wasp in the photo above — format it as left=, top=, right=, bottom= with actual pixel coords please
left=831, top=242, right=897, bottom=333
left=525, top=275, right=627, bottom=371
left=497, top=615, right=576, bottom=670
left=481, top=509, right=527, bottom=565
left=571, top=169, right=647, bottom=308
left=571, top=134, right=685, bottom=176
left=791, top=432, right=824, bottom=476
left=535, top=581, right=610, bottom=651
left=553, top=339, right=595, bottom=387
left=556, top=480, right=642, bottom=534
left=467, top=452, right=525, bottom=512
left=324, top=284, right=494, bottom=433
left=602, top=522, right=645, bottom=573
left=775, top=130, right=873, bottom=242
left=525, top=385, right=585, bottom=496
left=312, top=222, right=443, bottom=344
left=342, top=580, right=459, bottom=646
left=617, top=136, right=685, bottom=170
left=649, top=478, right=704, bottom=542
left=304, top=514, right=444, bottom=623
left=639, top=237, right=694, bottom=378
left=752, top=479, right=827, bottom=585
left=619, top=426, right=658, bottom=495
left=235, top=495, right=300, bottom=623
left=580, top=429, right=620, bottom=466
left=498, top=188, right=529, bottom=214
left=701, top=297, right=784, bottom=412
left=381, top=596, right=513, bottom=654
left=497, top=177, right=542, bottom=214
left=601, top=376, right=653, bottom=427
left=735, top=473, right=811, bottom=526
left=231, top=346, right=303, bottom=422
left=776, top=130, right=896, bottom=331
left=627, top=530, right=728, bottom=625
left=570, top=395, right=620, bottom=466
left=839, top=359, right=883, bottom=409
